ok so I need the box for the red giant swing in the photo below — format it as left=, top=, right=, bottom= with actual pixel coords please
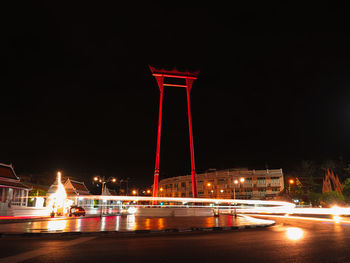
left=149, top=66, right=199, bottom=199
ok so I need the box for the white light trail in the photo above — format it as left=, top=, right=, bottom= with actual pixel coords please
left=10, top=195, right=350, bottom=217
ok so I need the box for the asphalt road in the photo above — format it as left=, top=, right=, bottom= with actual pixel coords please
left=1, top=216, right=350, bottom=263
left=0, top=214, right=268, bottom=233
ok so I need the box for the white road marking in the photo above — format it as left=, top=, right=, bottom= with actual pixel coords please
left=0, top=236, right=96, bottom=263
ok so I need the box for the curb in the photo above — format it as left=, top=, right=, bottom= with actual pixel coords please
left=0, top=222, right=275, bottom=238
left=0, top=214, right=124, bottom=225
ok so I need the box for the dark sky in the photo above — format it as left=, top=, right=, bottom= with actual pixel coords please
left=2, top=3, right=350, bottom=186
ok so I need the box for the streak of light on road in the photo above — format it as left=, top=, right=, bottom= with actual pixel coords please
left=245, top=214, right=350, bottom=224
left=3, top=195, right=350, bottom=219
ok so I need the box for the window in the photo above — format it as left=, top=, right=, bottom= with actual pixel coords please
left=271, top=177, right=280, bottom=185
left=258, top=188, right=266, bottom=195
left=174, top=183, right=179, bottom=189
left=198, top=191, right=204, bottom=195
left=246, top=178, right=252, bottom=183
left=257, top=177, right=266, bottom=184
left=0, top=188, right=3, bottom=202
left=12, top=189, right=22, bottom=206
left=218, top=178, right=226, bottom=184
left=181, top=182, right=186, bottom=188
left=245, top=189, right=253, bottom=195
left=181, top=193, right=186, bottom=197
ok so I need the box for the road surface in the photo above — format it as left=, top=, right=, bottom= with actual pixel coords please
left=1, top=216, right=350, bottom=263
left=0, top=214, right=267, bottom=233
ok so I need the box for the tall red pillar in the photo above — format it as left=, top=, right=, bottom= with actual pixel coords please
left=186, top=78, right=198, bottom=197
left=150, top=66, right=199, bottom=198
left=153, top=75, right=164, bottom=199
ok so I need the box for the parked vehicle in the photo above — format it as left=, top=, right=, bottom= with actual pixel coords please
left=69, top=205, right=86, bottom=217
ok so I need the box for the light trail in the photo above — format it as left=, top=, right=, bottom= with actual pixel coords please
left=245, top=214, right=350, bottom=224
left=80, top=195, right=296, bottom=212
left=7, top=195, right=350, bottom=218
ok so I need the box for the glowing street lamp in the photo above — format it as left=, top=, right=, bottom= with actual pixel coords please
left=92, top=176, right=117, bottom=195
left=289, top=179, right=295, bottom=193
left=233, top=177, right=245, bottom=200
left=132, top=190, right=137, bottom=195
left=92, top=175, right=117, bottom=217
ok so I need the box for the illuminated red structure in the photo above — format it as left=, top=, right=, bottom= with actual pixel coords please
left=150, top=66, right=199, bottom=198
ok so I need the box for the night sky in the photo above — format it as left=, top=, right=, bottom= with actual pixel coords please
left=2, top=3, right=350, bottom=186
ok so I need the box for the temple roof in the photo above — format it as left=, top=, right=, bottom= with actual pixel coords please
left=0, top=179, right=30, bottom=189
left=0, top=163, right=19, bottom=180
left=64, top=178, right=90, bottom=195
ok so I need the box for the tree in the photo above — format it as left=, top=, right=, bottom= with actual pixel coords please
left=320, top=191, right=345, bottom=206
left=342, top=178, right=350, bottom=203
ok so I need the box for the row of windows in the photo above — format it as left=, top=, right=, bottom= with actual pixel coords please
left=161, top=177, right=281, bottom=189
left=162, top=184, right=282, bottom=192
left=163, top=190, right=281, bottom=198
left=164, top=188, right=281, bottom=195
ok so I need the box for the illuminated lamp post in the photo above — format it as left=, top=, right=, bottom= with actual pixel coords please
left=93, top=176, right=117, bottom=217
left=289, top=179, right=294, bottom=194
left=233, top=177, right=245, bottom=200
left=93, top=176, right=117, bottom=195
left=232, top=177, right=245, bottom=218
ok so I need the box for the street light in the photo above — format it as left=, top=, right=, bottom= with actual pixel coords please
left=92, top=175, right=117, bottom=217
left=232, top=177, right=245, bottom=218
left=233, top=177, right=245, bottom=200
left=92, top=176, right=117, bottom=195
left=289, top=179, right=295, bottom=193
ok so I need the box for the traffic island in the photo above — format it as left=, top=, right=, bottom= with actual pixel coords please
left=0, top=215, right=275, bottom=237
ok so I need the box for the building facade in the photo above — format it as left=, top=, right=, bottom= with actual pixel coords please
left=0, top=163, right=31, bottom=215
left=63, top=178, right=92, bottom=207
left=158, top=168, right=284, bottom=200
